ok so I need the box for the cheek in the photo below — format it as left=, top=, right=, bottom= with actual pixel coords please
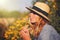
left=30, top=17, right=38, bottom=22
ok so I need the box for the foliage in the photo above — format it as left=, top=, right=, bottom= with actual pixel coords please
left=0, top=10, right=20, bottom=18
left=4, top=16, right=29, bottom=40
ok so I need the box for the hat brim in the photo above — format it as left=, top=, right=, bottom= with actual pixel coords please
left=26, top=7, right=51, bottom=21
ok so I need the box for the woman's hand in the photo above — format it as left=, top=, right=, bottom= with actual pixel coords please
left=19, top=26, right=31, bottom=40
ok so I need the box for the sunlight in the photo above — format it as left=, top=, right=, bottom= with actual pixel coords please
left=0, top=0, right=7, bottom=4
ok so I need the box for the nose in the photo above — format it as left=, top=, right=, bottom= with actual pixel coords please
left=30, top=19, right=36, bottom=25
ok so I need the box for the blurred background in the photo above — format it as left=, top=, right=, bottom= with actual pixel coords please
left=0, top=0, right=60, bottom=40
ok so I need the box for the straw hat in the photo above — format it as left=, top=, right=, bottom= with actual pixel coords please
left=26, top=2, right=51, bottom=21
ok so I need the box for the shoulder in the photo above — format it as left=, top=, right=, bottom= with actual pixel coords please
left=39, top=24, right=53, bottom=37
left=42, top=23, right=60, bottom=35
left=38, top=24, right=60, bottom=40
left=43, top=24, right=57, bottom=32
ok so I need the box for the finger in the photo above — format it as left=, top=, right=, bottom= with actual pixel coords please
left=19, top=29, right=24, bottom=35
left=23, top=29, right=29, bottom=33
left=19, top=30, right=25, bottom=37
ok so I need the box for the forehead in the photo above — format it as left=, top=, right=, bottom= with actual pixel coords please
left=29, top=11, right=41, bottom=17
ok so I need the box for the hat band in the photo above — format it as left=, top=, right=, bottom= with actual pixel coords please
left=32, top=6, right=48, bottom=16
